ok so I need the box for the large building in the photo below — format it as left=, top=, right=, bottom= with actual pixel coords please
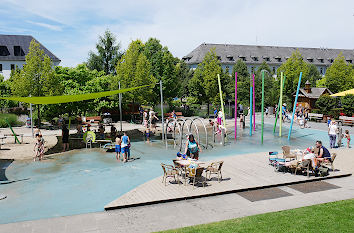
left=183, top=43, right=354, bottom=75
left=0, top=35, right=60, bottom=80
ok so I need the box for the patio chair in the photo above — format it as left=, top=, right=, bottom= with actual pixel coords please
left=161, top=163, right=179, bottom=186
left=321, top=153, right=337, bottom=171
left=282, top=146, right=297, bottom=161
left=294, top=159, right=314, bottom=177
left=173, top=159, right=185, bottom=184
left=205, top=161, right=224, bottom=182
left=187, top=166, right=205, bottom=188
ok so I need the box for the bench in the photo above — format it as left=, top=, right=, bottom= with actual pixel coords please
left=308, top=113, right=323, bottom=122
left=339, top=116, right=354, bottom=126
left=164, top=112, right=183, bottom=119
left=4, top=134, right=23, bottom=143
left=78, top=116, right=102, bottom=125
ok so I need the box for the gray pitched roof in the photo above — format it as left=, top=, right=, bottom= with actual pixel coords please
left=0, top=34, right=60, bottom=62
left=184, top=43, right=354, bottom=66
left=297, top=87, right=333, bottom=99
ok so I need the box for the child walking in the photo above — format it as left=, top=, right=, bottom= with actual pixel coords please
left=344, top=130, right=351, bottom=148
left=34, top=135, right=44, bottom=161
left=115, top=136, right=121, bottom=161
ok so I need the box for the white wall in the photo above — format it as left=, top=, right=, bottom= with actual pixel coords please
left=0, top=61, right=25, bottom=80
left=0, top=60, right=61, bottom=80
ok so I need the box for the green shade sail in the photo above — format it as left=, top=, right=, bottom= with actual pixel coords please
left=0, top=84, right=152, bottom=105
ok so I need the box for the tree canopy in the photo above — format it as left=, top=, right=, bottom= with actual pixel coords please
left=87, top=29, right=123, bottom=74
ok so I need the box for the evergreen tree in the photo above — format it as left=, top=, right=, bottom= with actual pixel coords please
left=231, top=59, right=250, bottom=107
left=87, top=29, right=123, bottom=74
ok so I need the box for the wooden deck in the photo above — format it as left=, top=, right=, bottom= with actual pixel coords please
left=105, top=152, right=351, bottom=210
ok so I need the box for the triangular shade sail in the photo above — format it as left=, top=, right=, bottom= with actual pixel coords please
left=0, top=84, right=151, bottom=104
left=330, top=88, right=354, bottom=97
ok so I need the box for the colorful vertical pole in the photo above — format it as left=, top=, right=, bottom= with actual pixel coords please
left=288, top=72, right=303, bottom=140
left=279, top=72, right=283, bottom=137
left=273, top=74, right=286, bottom=133
left=235, top=72, right=237, bottom=140
left=252, top=73, right=255, bottom=132
left=249, top=76, right=253, bottom=136
left=217, top=74, right=226, bottom=129
left=261, top=71, right=265, bottom=144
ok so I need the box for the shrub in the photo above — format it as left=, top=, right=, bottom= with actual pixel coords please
left=0, top=113, right=20, bottom=128
left=341, top=94, right=354, bottom=116
left=315, top=94, right=338, bottom=114
left=328, top=108, right=344, bottom=119
left=311, top=109, right=320, bottom=114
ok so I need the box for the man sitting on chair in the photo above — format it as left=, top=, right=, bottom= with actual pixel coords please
left=315, top=140, right=331, bottom=166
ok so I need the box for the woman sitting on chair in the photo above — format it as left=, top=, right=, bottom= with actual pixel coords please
left=184, top=134, right=202, bottom=160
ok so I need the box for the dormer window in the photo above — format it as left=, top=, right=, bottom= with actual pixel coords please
left=14, top=46, right=25, bottom=56
left=318, top=58, right=324, bottom=63
left=239, top=55, right=246, bottom=61
left=251, top=56, right=258, bottom=61
left=346, top=59, right=352, bottom=64
left=217, top=56, right=221, bottom=61
left=285, top=56, right=290, bottom=60
left=328, top=58, right=334, bottom=63
left=274, top=56, right=281, bottom=62
left=263, top=56, right=270, bottom=62
left=182, top=56, right=192, bottom=61
left=226, top=55, right=234, bottom=61
left=0, top=46, right=10, bottom=56
left=307, top=57, right=314, bottom=62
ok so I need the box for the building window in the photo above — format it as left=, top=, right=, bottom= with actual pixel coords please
left=0, top=46, right=10, bottom=56
left=226, top=55, right=234, bottom=61
left=0, top=64, right=2, bottom=72
left=320, top=68, right=323, bottom=74
left=11, top=64, right=15, bottom=70
left=347, top=60, right=352, bottom=64
left=251, top=66, right=254, bottom=73
left=272, top=67, right=276, bottom=73
left=264, top=57, right=270, bottom=62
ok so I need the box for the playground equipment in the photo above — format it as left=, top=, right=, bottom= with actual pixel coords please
left=165, top=117, right=209, bottom=152
left=273, top=74, right=286, bottom=134
left=288, top=72, right=303, bottom=140
left=234, top=72, right=237, bottom=140
left=83, top=131, right=96, bottom=148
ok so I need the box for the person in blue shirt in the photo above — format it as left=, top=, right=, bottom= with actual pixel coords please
left=184, top=134, right=202, bottom=160
left=121, top=132, right=130, bottom=163
left=315, top=140, right=331, bottom=166
left=214, top=108, right=218, bottom=118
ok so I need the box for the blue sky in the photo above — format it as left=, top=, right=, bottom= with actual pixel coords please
left=1, top=0, right=354, bottom=67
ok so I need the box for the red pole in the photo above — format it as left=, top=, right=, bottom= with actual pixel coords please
left=235, top=72, right=237, bottom=140
left=252, top=73, right=255, bottom=131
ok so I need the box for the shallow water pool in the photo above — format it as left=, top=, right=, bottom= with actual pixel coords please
left=0, top=124, right=329, bottom=224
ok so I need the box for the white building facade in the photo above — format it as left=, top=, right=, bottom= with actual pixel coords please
left=0, top=35, right=60, bottom=80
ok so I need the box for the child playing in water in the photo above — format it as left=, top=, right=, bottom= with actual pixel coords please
left=115, top=136, right=121, bottom=161
left=344, top=130, right=351, bottom=148
left=33, top=135, right=44, bottom=161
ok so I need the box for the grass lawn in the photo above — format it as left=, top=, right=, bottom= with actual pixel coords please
left=160, top=199, right=354, bottom=233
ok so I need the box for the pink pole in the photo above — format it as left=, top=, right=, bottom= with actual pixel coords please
left=252, top=73, right=255, bottom=131
left=235, top=72, right=237, bottom=140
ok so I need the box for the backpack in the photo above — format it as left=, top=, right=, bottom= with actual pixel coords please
left=319, top=166, right=329, bottom=177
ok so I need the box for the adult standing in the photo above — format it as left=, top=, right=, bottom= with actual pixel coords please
left=328, top=120, right=338, bottom=148
left=62, top=124, right=69, bottom=152
left=121, top=132, right=130, bottom=163
left=184, top=134, right=202, bottom=160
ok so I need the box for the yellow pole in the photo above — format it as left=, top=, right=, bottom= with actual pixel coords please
left=217, top=74, right=226, bottom=129
left=279, top=72, right=283, bottom=137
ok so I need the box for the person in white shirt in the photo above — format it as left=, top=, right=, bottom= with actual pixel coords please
left=328, top=120, right=338, bottom=148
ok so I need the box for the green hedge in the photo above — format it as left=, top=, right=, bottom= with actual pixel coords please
left=0, top=114, right=20, bottom=128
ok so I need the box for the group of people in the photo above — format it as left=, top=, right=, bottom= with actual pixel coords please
left=300, top=140, right=332, bottom=169
left=327, top=118, right=351, bottom=148
left=114, top=132, right=131, bottom=163
left=143, top=109, right=159, bottom=140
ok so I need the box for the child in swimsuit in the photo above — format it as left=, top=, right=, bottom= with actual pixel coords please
left=344, top=130, right=351, bottom=148
left=33, top=136, right=44, bottom=161
left=115, top=136, right=121, bottom=161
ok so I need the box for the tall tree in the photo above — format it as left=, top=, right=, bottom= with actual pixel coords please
left=277, top=50, right=310, bottom=100
left=87, top=29, right=123, bottom=74
left=11, top=40, right=62, bottom=126
left=176, top=61, right=194, bottom=99
left=307, top=64, right=322, bottom=87
left=321, top=54, right=354, bottom=93
left=114, top=40, right=156, bottom=105
left=255, top=62, right=277, bottom=109
left=231, top=59, right=250, bottom=106
left=143, top=38, right=178, bottom=104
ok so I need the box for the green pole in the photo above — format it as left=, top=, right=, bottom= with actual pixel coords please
left=273, top=74, right=286, bottom=133
left=217, top=74, right=226, bottom=129
left=261, top=71, right=265, bottom=144
left=5, top=118, right=21, bottom=144
left=279, top=72, right=283, bottom=137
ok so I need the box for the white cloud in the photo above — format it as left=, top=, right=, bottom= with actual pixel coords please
left=26, top=20, right=62, bottom=31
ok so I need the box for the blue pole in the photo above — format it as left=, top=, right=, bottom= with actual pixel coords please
left=288, top=72, right=303, bottom=140
left=250, top=86, right=253, bottom=136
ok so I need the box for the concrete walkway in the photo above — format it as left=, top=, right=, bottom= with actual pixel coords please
left=0, top=175, right=353, bottom=233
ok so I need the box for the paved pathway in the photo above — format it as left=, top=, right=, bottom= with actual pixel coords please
left=0, top=175, right=353, bottom=233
